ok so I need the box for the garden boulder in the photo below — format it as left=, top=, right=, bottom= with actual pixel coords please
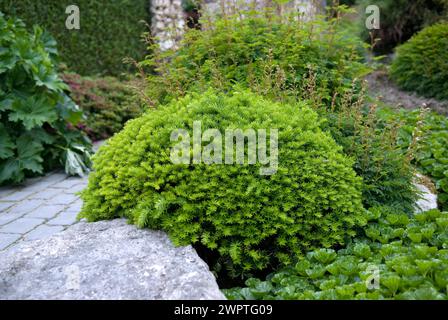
left=415, top=174, right=438, bottom=213
left=0, top=219, right=225, bottom=300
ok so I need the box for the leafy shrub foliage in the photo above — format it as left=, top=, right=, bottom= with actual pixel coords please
left=0, top=14, right=91, bottom=185
left=378, top=108, right=448, bottom=211
left=0, top=0, right=149, bottom=76
left=306, top=81, right=419, bottom=212
left=329, top=118, right=417, bottom=212
left=142, top=6, right=369, bottom=106
left=358, top=0, right=448, bottom=53
left=62, top=74, right=146, bottom=141
left=225, top=207, right=448, bottom=300
left=79, top=90, right=366, bottom=276
left=390, top=23, right=448, bottom=101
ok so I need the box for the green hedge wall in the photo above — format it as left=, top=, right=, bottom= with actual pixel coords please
left=0, top=0, right=149, bottom=76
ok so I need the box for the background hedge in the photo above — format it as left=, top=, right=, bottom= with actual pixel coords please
left=0, top=0, right=149, bottom=76
left=357, top=0, right=448, bottom=53
left=390, top=23, right=448, bottom=101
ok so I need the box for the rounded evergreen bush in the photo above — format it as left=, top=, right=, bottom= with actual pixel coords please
left=80, top=90, right=366, bottom=276
left=390, top=23, right=448, bottom=101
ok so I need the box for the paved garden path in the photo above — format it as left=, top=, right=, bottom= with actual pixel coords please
left=0, top=141, right=103, bottom=252
left=0, top=171, right=87, bottom=251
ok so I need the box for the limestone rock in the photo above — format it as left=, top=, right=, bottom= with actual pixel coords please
left=0, top=219, right=225, bottom=300
left=415, top=183, right=438, bottom=213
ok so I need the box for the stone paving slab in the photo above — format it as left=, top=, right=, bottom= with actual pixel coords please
left=0, top=218, right=45, bottom=234
left=0, top=140, right=103, bottom=252
left=47, top=211, right=79, bottom=226
left=0, top=171, right=88, bottom=251
left=0, top=234, right=21, bottom=251
left=0, top=202, right=15, bottom=212
left=9, top=200, right=44, bottom=215
left=23, top=225, right=65, bottom=241
left=0, top=212, right=25, bottom=226
left=25, top=204, right=66, bottom=219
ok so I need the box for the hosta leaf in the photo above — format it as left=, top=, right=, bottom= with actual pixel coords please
left=8, top=96, right=58, bottom=130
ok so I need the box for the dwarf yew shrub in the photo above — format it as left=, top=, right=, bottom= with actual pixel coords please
left=80, top=90, right=366, bottom=276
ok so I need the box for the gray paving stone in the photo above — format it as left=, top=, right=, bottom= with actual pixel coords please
left=8, top=199, right=43, bottom=215
left=65, top=199, right=83, bottom=213
left=23, top=225, right=64, bottom=241
left=28, top=188, right=62, bottom=200
left=23, top=173, right=67, bottom=191
left=0, top=212, right=25, bottom=226
left=52, top=178, right=86, bottom=189
left=47, top=211, right=79, bottom=226
left=0, top=233, right=22, bottom=251
left=0, top=218, right=44, bottom=234
left=0, top=202, right=15, bottom=213
left=64, top=183, right=87, bottom=193
left=51, top=193, right=79, bottom=205
left=39, top=172, right=67, bottom=185
left=25, top=204, right=66, bottom=219
left=1, top=190, right=36, bottom=202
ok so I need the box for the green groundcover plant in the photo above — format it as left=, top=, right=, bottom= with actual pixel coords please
left=79, top=90, right=366, bottom=277
left=62, top=73, right=146, bottom=141
left=225, top=207, right=448, bottom=300
left=0, top=14, right=91, bottom=184
left=390, top=23, right=448, bottom=101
